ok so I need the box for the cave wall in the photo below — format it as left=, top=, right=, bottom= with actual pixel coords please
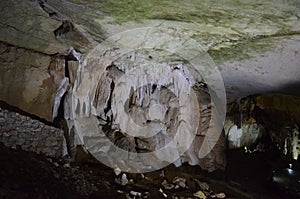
left=225, top=94, right=300, bottom=160
left=0, top=0, right=97, bottom=121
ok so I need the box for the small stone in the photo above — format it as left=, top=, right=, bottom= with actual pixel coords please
left=63, top=163, right=70, bottom=168
left=172, top=177, right=186, bottom=188
left=159, top=188, right=167, bottom=198
left=162, top=180, right=174, bottom=190
left=193, top=191, right=207, bottom=199
left=53, top=162, right=59, bottom=167
left=195, top=179, right=210, bottom=191
left=121, top=173, right=129, bottom=186
left=130, top=190, right=142, bottom=197
left=114, top=168, right=122, bottom=176
left=216, top=193, right=226, bottom=198
left=160, top=170, right=165, bottom=177
left=178, top=181, right=186, bottom=188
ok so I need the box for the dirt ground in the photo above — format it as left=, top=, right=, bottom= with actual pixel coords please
left=0, top=143, right=298, bottom=199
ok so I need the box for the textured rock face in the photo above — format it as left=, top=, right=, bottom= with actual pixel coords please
left=0, top=0, right=96, bottom=54
left=0, top=43, right=62, bottom=120
left=0, top=0, right=66, bottom=54
left=0, top=107, right=66, bottom=158
left=0, top=0, right=96, bottom=121
left=0, top=0, right=66, bottom=121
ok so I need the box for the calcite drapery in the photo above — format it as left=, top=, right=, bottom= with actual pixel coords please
left=64, top=27, right=226, bottom=172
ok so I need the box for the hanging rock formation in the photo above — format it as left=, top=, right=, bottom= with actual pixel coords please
left=63, top=29, right=227, bottom=172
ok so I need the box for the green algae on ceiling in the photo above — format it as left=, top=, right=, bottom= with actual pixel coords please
left=67, top=0, right=300, bottom=55
left=209, top=36, right=276, bottom=63
left=70, top=0, right=300, bottom=25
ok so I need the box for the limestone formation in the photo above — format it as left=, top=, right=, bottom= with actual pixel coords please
left=63, top=29, right=226, bottom=172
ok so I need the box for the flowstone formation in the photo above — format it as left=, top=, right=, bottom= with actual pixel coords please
left=63, top=27, right=226, bottom=172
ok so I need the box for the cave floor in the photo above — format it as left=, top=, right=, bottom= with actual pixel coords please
left=0, top=144, right=299, bottom=199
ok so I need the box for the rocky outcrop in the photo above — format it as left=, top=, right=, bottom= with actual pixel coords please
left=0, top=43, right=61, bottom=120
left=0, top=0, right=96, bottom=54
left=0, top=0, right=97, bottom=121
left=0, top=107, right=66, bottom=158
left=0, top=0, right=66, bottom=54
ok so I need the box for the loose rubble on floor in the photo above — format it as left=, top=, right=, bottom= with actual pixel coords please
left=113, top=171, right=228, bottom=199
left=0, top=141, right=235, bottom=199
